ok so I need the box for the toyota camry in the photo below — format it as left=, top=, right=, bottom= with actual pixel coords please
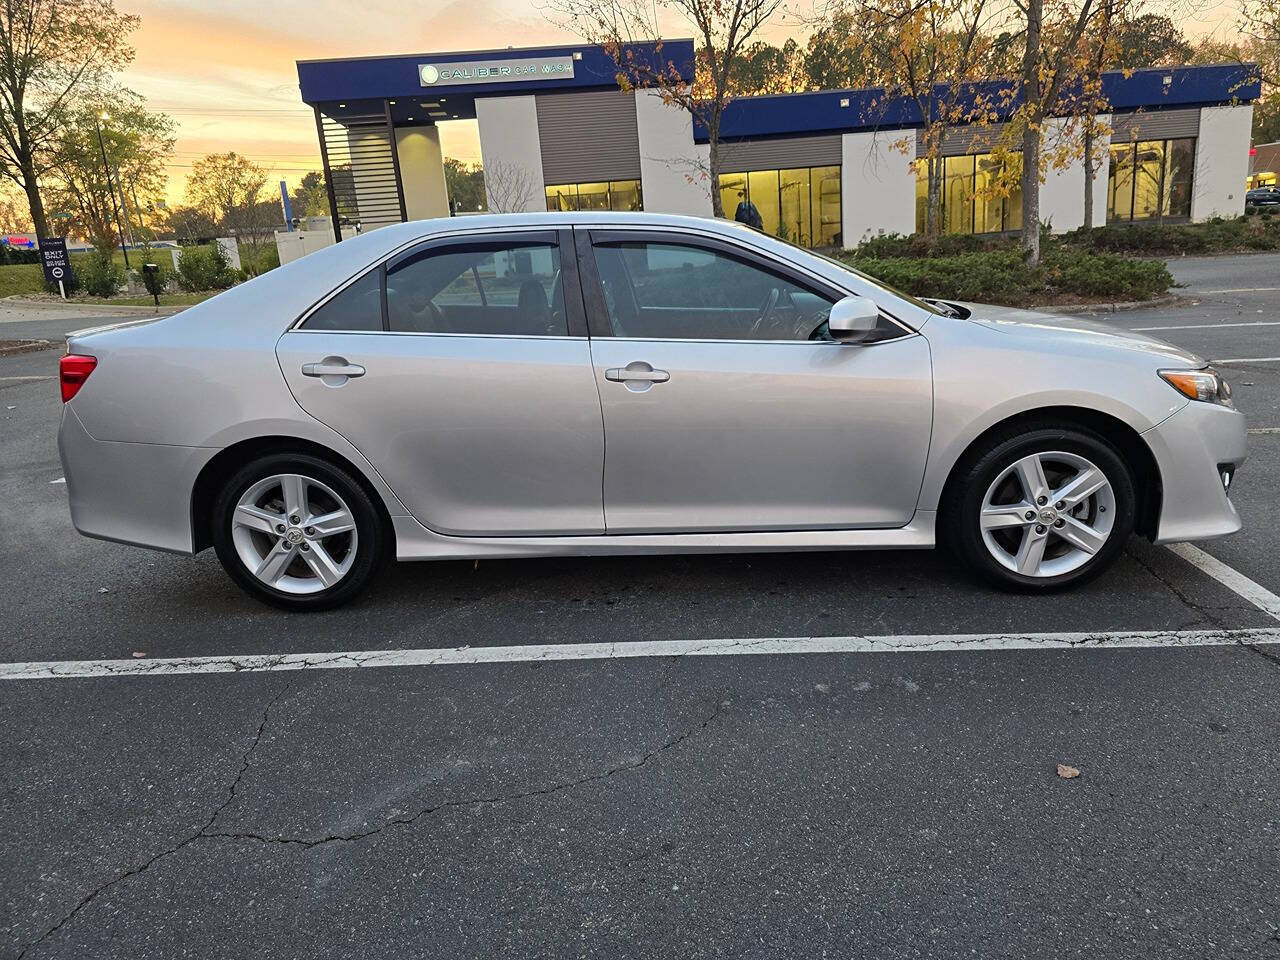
left=57, top=213, right=1246, bottom=610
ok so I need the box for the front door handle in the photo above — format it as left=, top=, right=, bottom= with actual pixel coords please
left=302, top=357, right=365, bottom=380
left=605, top=362, right=670, bottom=384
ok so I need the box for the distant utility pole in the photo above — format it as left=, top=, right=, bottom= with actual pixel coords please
left=95, top=112, right=130, bottom=268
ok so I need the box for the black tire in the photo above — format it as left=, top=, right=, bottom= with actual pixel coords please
left=941, top=423, right=1136, bottom=592
left=211, top=453, right=387, bottom=611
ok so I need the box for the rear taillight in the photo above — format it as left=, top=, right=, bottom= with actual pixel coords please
left=60, top=354, right=97, bottom=403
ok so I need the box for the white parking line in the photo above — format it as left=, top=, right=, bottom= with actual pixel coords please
left=1165, top=544, right=1280, bottom=622
left=1249, top=427, right=1280, bottom=435
left=1131, top=321, right=1280, bottom=331
left=1213, top=357, right=1280, bottom=364
left=3, top=628, right=1279, bottom=681
left=1198, top=287, right=1280, bottom=294
left=0, top=375, right=53, bottom=381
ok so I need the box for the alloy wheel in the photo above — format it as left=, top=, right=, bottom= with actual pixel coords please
left=978, top=451, right=1116, bottom=578
left=230, top=473, right=359, bottom=594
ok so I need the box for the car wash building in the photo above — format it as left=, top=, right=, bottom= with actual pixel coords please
left=296, top=41, right=1259, bottom=250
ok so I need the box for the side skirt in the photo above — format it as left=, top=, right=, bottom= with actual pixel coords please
left=393, top=512, right=937, bottom=561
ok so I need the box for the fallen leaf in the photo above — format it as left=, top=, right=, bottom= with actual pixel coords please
left=97, top=587, right=109, bottom=594
left=1057, top=763, right=1081, bottom=779
left=132, top=652, right=146, bottom=658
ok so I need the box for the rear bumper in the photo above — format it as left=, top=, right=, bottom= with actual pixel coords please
left=1141, top=401, right=1247, bottom=543
left=58, top=405, right=215, bottom=554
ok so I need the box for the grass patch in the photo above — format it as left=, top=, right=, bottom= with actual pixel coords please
left=0, top=263, right=49, bottom=298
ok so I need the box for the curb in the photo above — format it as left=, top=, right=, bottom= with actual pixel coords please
left=1, top=296, right=181, bottom=316
left=0, top=339, right=56, bottom=357
left=1045, top=294, right=1180, bottom=315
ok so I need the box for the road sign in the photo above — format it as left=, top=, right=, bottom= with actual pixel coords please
left=39, top=237, right=73, bottom=285
left=39, top=238, right=73, bottom=299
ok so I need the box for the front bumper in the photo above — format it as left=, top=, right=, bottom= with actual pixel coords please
left=58, top=405, right=216, bottom=555
left=1141, top=400, right=1247, bottom=543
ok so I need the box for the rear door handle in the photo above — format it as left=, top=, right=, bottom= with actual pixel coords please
left=302, top=357, right=365, bottom=379
left=605, top=363, right=670, bottom=384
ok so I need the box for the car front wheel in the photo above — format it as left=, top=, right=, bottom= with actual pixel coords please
left=943, top=425, right=1136, bottom=590
left=211, top=453, right=385, bottom=611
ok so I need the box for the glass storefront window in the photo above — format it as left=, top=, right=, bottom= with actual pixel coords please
left=779, top=168, right=812, bottom=247
left=913, top=152, right=1021, bottom=235
left=544, top=180, right=643, bottom=212
left=545, top=184, right=577, bottom=212
left=1164, top=139, right=1195, bottom=219
left=812, top=165, right=841, bottom=246
left=576, top=181, right=610, bottom=211
left=1133, top=141, right=1164, bottom=220
left=748, top=169, right=781, bottom=239
left=1106, top=137, right=1195, bottom=223
left=914, top=161, right=930, bottom=235
left=721, top=165, right=842, bottom=248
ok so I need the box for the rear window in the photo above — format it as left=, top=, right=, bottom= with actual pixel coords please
left=302, top=269, right=382, bottom=332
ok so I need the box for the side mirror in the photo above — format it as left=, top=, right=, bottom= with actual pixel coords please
left=828, top=295, right=880, bottom=342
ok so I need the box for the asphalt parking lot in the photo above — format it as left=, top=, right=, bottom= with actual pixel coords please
left=3, top=256, right=1280, bottom=959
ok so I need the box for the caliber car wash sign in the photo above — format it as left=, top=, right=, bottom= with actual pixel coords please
left=418, top=56, right=575, bottom=87
left=39, top=237, right=73, bottom=294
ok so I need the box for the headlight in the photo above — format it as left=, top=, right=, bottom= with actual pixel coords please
left=1159, top=367, right=1234, bottom=407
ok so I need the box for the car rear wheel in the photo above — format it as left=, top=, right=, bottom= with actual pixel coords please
left=211, top=453, right=385, bottom=611
left=942, top=425, right=1136, bottom=591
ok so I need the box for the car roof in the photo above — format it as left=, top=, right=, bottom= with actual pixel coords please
left=410, top=210, right=762, bottom=238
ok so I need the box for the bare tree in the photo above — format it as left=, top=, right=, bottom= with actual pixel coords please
left=484, top=159, right=539, bottom=213
left=548, top=0, right=784, bottom=217
left=844, top=0, right=1009, bottom=242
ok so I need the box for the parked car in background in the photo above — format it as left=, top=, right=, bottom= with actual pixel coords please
left=58, top=213, right=1246, bottom=610
left=1246, top=186, right=1280, bottom=210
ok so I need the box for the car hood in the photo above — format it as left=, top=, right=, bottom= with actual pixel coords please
left=950, top=302, right=1206, bottom=367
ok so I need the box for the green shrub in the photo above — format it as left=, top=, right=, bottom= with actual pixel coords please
left=1061, top=216, right=1280, bottom=255
left=238, top=242, right=280, bottom=278
left=175, top=242, right=238, bottom=292
left=132, top=245, right=170, bottom=298
left=79, top=250, right=125, bottom=298
left=0, top=244, right=40, bottom=265
left=835, top=248, right=1171, bottom=306
left=1043, top=251, right=1171, bottom=299
left=848, top=250, right=1039, bottom=303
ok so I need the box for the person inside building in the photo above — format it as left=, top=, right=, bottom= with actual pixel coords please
left=733, top=190, right=763, bottom=230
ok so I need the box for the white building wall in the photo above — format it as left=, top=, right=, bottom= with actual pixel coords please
left=475, top=95, right=546, bottom=213
left=841, top=129, right=917, bottom=247
left=1039, top=117, right=1089, bottom=233
left=1192, top=104, right=1253, bottom=221
left=634, top=89, right=712, bottom=216
left=395, top=127, right=449, bottom=220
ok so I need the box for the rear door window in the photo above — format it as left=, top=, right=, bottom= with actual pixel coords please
left=386, top=241, right=567, bottom=336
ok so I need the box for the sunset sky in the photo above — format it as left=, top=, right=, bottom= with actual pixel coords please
left=122, top=0, right=1243, bottom=207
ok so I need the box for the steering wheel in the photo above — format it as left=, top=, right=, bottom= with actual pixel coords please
left=750, top=287, right=781, bottom=337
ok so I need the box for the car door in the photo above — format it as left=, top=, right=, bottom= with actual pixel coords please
left=577, top=228, right=933, bottom=534
left=276, top=228, right=605, bottom=536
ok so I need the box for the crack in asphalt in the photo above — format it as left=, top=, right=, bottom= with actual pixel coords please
left=202, top=694, right=728, bottom=850
left=16, top=678, right=296, bottom=959
left=15, top=687, right=726, bottom=955
left=1128, top=548, right=1280, bottom=673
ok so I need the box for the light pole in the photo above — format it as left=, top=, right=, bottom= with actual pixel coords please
left=95, top=112, right=130, bottom=268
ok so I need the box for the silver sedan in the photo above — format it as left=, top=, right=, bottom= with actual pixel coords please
left=57, top=213, right=1246, bottom=610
